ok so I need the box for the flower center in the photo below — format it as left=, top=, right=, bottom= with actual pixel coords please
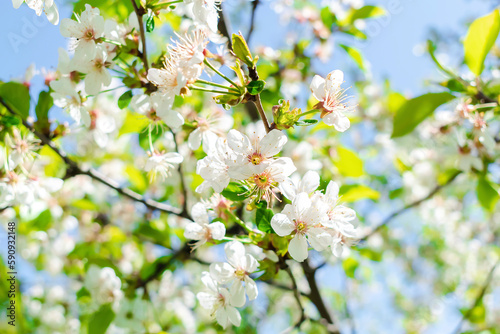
left=248, top=152, right=264, bottom=165
left=235, top=268, right=246, bottom=279
left=84, top=29, right=95, bottom=41
left=295, top=220, right=308, bottom=234
left=254, top=172, right=271, bottom=189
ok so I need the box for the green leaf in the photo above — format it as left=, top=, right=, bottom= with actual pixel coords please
left=117, top=90, right=133, bottom=109
left=476, top=177, right=499, bottom=212
left=247, top=80, right=266, bottom=95
left=221, top=182, right=249, bottom=202
left=88, top=304, right=115, bottom=334
left=339, top=44, right=365, bottom=70
left=146, top=14, right=155, bottom=32
left=320, top=7, right=336, bottom=29
left=342, top=257, right=359, bottom=278
left=35, top=90, right=53, bottom=125
left=339, top=184, right=380, bottom=202
left=39, top=145, right=66, bottom=178
left=295, top=119, right=318, bottom=126
left=232, top=33, right=254, bottom=67
left=334, top=146, right=364, bottom=177
left=345, top=5, right=385, bottom=24
left=0, top=82, right=30, bottom=119
left=464, top=9, right=500, bottom=76
left=125, top=165, right=148, bottom=193
left=440, top=79, right=467, bottom=93
left=118, top=111, right=150, bottom=137
left=255, top=202, right=274, bottom=233
left=391, top=92, right=455, bottom=138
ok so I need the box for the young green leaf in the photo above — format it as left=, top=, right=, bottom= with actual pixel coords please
left=221, top=182, right=249, bottom=202
left=391, top=92, right=455, bottom=138
left=464, top=9, right=500, bottom=76
left=255, top=201, right=274, bottom=233
left=339, top=44, right=365, bottom=71
left=88, top=304, right=115, bottom=334
left=247, top=80, right=266, bottom=95
left=476, top=177, right=499, bottom=212
left=118, top=90, right=133, bottom=109
left=0, top=82, right=30, bottom=119
left=232, top=33, right=254, bottom=67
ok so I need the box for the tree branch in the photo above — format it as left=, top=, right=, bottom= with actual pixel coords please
left=1, top=97, right=188, bottom=219
left=170, top=129, right=189, bottom=216
left=217, top=4, right=232, bottom=48
left=301, top=259, right=341, bottom=334
left=359, top=170, right=462, bottom=242
left=452, top=259, right=500, bottom=334
left=131, top=0, right=149, bottom=72
left=247, top=0, right=260, bottom=43
left=284, top=266, right=307, bottom=329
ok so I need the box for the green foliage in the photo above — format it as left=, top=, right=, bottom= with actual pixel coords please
left=0, top=82, right=30, bottom=119
left=464, top=9, right=500, bottom=76
left=339, top=44, right=365, bottom=70
left=391, top=92, right=455, bottom=138
left=342, top=257, right=359, bottom=278
left=255, top=201, right=274, bottom=233
left=119, top=111, right=150, bottom=136
left=118, top=91, right=133, bottom=109
left=232, top=33, right=255, bottom=67
left=476, top=177, right=499, bottom=212
left=339, top=184, right=380, bottom=202
left=342, top=5, right=385, bottom=25
left=35, top=90, right=53, bottom=131
left=247, top=80, right=266, bottom=95
left=88, top=304, right=115, bottom=334
left=221, top=182, right=250, bottom=202
left=334, top=146, right=364, bottom=177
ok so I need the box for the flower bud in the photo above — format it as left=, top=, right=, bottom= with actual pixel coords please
left=272, top=99, right=300, bottom=130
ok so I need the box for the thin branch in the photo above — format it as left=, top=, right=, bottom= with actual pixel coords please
left=246, top=0, right=260, bottom=43
left=170, top=129, right=189, bottom=216
left=284, top=266, right=307, bottom=329
left=1, top=97, right=188, bottom=219
left=359, top=170, right=462, bottom=242
left=343, top=272, right=356, bottom=334
left=301, top=259, right=341, bottom=334
left=130, top=0, right=149, bottom=72
left=251, top=94, right=271, bottom=133
left=217, top=4, right=232, bottom=48
left=452, top=259, right=500, bottom=334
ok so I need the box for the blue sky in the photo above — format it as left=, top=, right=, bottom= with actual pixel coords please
left=0, top=0, right=494, bottom=95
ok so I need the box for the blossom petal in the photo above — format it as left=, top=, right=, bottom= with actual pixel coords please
left=225, top=306, right=241, bottom=327
left=188, top=129, right=202, bottom=150
left=259, top=129, right=287, bottom=157
left=310, top=75, right=326, bottom=101
left=244, top=276, right=258, bottom=300
left=208, top=222, right=226, bottom=240
left=271, top=213, right=294, bottom=236
left=300, top=171, right=320, bottom=194
left=225, top=241, right=245, bottom=268
left=191, top=203, right=209, bottom=225
left=230, top=280, right=246, bottom=307
left=210, top=262, right=235, bottom=284
left=227, top=129, right=252, bottom=155
left=288, top=234, right=309, bottom=262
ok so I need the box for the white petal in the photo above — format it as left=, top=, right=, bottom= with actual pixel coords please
left=184, top=223, right=205, bottom=240
left=225, top=306, right=241, bottom=327
left=191, top=203, right=209, bottom=224
left=209, top=262, right=235, bottom=284
left=300, top=171, right=320, bottom=194
left=292, top=193, right=312, bottom=218
left=325, top=181, right=340, bottom=201
left=244, top=276, right=258, bottom=300
left=229, top=280, right=246, bottom=307
left=310, top=75, right=326, bottom=101
left=270, top=213, right=294, bottom=236
left=333, top=114, right=350, bottom=132
left=188, top=129, right=202, bottom=150
left=326, top=70, right=344, bottom=88
left=259, top=129, right=287, bottom=157
left=215, top=308, right=229, bottom=328
left=279, top=177, right=297, bottom=201
left=307, top=227, right=332, bottom=251
left=197, top=292, right=217, bottom=310
left=227, top=129, right=252, bottom=155
left=225, top=241, right=245, bottom=268
left=208, top=222, right=226, bottom=240
left=288, top=234, right=309, bottom=262
left=163, top=152, right=183, bottom=164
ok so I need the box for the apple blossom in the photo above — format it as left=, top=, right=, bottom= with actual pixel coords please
left=50, top=77, right=90, bottom=126
left=271, top=192, right=331, bottom=262
left=184, top=202, right=226, bottom=248
left=130, top=93, right=184, bottom=129
left=144, top=150, right=183, bottom=180
left=60, top=4, right=105, bottom=62
left=310, top=69, right=354, bottom=132
left=196, top=272, right=241, bottom=328
left=209, top=241, right=259, bottom=307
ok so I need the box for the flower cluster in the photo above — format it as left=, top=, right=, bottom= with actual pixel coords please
left=196, top=241, right=258, bottom=328
left=196, top=127, right=296, bottom=201
left=272, top=171, right=358, bottom=261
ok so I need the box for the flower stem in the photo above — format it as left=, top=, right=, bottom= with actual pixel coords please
left=190, top=86, right=240, bottom=96
left=203, top=59, right=240, bottom=89
left=196, top=79, right=241, bottom=93
left=298, top=109, right=320, bottom=118
left=222, top=236, right=252, bottom=244
left=148, top=125, right=154, bottom=152
left=225, top=210, right=254, bottom=234
left=152, top=0, right=183, bottom=9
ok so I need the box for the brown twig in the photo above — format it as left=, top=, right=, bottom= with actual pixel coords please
left=358, top=170, right=462, bottom=242
left=1, top=97, right=188, bottom=219
left=247, top=0, right=260, bottom=43
left=130, top=0, right=149, bottom=72
left=301, top=259, right=341, bottom=334
left=217, top=3, right=232, bottom=48
left=251, top=94, right=271, bottom=133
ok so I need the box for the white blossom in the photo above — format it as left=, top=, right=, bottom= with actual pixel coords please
left=144, top=150, right=183, bottom=180
left=209, top=241, right=259, bottom=307
left=184, top=203, right=226, bottom=248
